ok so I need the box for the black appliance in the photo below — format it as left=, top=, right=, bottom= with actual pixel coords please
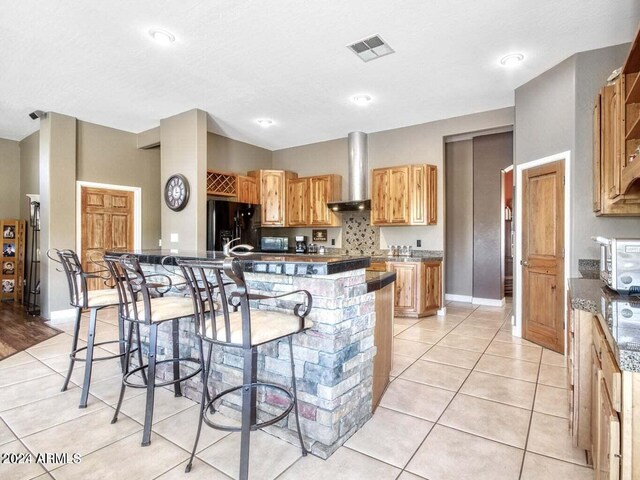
left=260, top=237, right=289, bottom=253
left=207, top=200, right=261, bottom=252
left=295, top=235, right=308, bottom=254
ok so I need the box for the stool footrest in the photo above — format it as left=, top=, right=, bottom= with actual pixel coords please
left=203, top=382, right=295, bottom=432
left=70, top=340, right=137, bottom=362
left=122, top=357, right=202, bottom=388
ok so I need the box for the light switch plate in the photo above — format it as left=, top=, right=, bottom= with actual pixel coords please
left=170, top=233, right=179, bottom=243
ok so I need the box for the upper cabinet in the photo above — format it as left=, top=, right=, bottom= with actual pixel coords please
left=236, top=175, right=259, bottom=205
left=308, top=175, right=342, bottom=226
left=594, top=26, right=640, bottom=213
left=286, top=174, right=342, bottom=227
left=371, top=164, right=437, bottom=226
left=248, top=169, right=297, bottom=227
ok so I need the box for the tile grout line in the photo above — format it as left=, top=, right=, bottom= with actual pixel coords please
left=395, top=307, right=513, bottom=477
left=517, top=340, right=544, bottom=480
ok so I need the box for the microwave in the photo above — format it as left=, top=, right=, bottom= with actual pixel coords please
left=260, top=236, right=289, bottom=253
left=594, top=237, right=640, bottom=294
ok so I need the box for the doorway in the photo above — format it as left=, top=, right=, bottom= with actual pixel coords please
left=515, top=153, right=569, bottom=353
left=76, top=182, right=141, bottom=290
left=501, top=167, right=514, bottom=298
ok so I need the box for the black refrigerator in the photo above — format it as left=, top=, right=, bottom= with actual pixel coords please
left=206, top=200, right=261, bottom=252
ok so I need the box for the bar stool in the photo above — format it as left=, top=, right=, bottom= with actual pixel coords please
left=54, top=249, right=143, bottom=408
left=178, top=257, right=312, bottom=480
left=105, top=253, right=204, bottom=446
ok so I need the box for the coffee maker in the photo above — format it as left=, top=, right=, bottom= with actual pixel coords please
left=295, top=235, right=308, bottom=254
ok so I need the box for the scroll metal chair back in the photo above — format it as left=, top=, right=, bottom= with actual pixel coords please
left=52, top=249, right=89, bottom=308
left=104, top=252, right=204, bottom=447
left=177, top=256, right=312, bottom=479
left=50, top=248, right=133, bottom=409
left=178, top=258, right=234, bottom=345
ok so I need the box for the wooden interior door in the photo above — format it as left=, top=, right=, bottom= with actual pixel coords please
left=522, top=160, right=565, bottom=353
left=81, top=186, right=134, bottom=291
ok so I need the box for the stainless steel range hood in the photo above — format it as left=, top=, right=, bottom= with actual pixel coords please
left=327, top=131, right=371, bottom=212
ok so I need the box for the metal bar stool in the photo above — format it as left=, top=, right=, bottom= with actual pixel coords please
left=105, top=253, right=204, bottom=446
left=178, top=257, right=312, bottom=480
left=53, top=249, right=144, bottom=409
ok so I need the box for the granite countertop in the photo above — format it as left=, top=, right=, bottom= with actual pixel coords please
left=109, top=249, right=370, bottom=276
left=569, top=278, right=640, bottom=373
left=371, top=250, right=444, bottom=263
left=365, top=271, right=396, bottom=293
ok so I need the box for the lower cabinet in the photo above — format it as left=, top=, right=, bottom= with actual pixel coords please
left=387, top=260, right=442, bottom=317
left=567, top=294, right=637, bottom=480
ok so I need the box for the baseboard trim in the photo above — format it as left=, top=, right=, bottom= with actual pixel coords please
left=444, top=294, right=473, bottom=303
left=48, top=308, right=76, bottom=324
left=471, top=297, right=506, bottom=307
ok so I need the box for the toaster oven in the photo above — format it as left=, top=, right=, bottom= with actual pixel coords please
left=594, top=237, right=640, bottom=294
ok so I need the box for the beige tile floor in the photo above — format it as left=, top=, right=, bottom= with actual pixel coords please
left=0, top=302, right=594, bottom=480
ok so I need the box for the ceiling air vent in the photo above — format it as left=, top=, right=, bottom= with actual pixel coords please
left=347, top=35, right=394, bottom=63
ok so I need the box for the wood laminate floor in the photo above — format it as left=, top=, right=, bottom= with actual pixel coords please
left=0, top=301, right=61, bottom=360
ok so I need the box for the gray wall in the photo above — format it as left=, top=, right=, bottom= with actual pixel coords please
left=445, top=140, right=473, bottom=297
left=39, top=113, right=77, bottom=317
left=573, top=45, right=640, bottom=264
left=76, top=121, right=162, bottom=249
left=515, top=43, right=640, bottom=276
left=0, top=138, right=21, bottom=219
left=161, top=109, right=208, bottom=251
left=19, top=131, right=40, bottom=279
left=19, top=131, right=39, bottom=222
left=473, top=132, right=513, bottom=300
left=272, top=108, right=514, bottom=252
left=207, top=132, right=272, bottom=173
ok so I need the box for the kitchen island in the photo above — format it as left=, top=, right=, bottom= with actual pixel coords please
left=111, top=250, right=394, bottom=458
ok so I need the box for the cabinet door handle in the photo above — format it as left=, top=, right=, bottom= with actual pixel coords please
left=520, top=260, right=529, bottom=267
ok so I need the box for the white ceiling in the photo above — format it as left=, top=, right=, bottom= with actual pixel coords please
left=1, top=0, right=639, bottom=150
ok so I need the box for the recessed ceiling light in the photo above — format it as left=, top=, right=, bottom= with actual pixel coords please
left=256, top=119, right=274, bottom=127
left=499, top=53, right=524, bottom=67
left=148, top=28, right=175, bottom=46
left=351, top=94, right=373, bottom=106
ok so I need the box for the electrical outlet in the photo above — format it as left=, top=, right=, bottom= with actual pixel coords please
left=158, top=239, right=162, bottom=247
left=417, top=239, right=421, bottom=247
left=331, top=239, right=335, bottom=246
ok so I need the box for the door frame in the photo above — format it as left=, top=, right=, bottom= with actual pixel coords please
left=514, top=151, right=571, bottom=348
left=75, top=181, right=142, bottom=258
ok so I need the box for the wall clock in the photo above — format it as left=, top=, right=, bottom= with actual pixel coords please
left=164, top=174, right=190, bottom=212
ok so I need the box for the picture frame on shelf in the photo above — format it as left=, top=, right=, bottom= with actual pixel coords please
left=2, top=279, right=15, bottom=294
left=3, top=243, right=16, bottom=257
left=3, top=225, right=15, bottom=239
left=2, top=261, right=15, bottom=275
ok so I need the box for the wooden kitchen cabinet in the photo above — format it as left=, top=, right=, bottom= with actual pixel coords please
left=371, top=169, right=390, bottom=224
left=284, top=174, right=342, bottom=227
left=236, top=175, right=259, bottom=205
left=248, top=170, right=297, bottom=227
left=387, top=260, right=441, bottom=317
left=286, top=177, right=309, bottom=226
left=371, top=164, right=437, bottom=226
left=593, top=26, right=640, bottom=212
left=388, top=262, right=418, bottom=313
left=308, top=175, right=341, bottom=226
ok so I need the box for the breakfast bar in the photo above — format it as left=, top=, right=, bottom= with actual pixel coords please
left=114, top=249, right=395, bottom=458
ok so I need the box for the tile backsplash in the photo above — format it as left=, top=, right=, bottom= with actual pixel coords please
left=342, top=211, right=379, bottom=255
